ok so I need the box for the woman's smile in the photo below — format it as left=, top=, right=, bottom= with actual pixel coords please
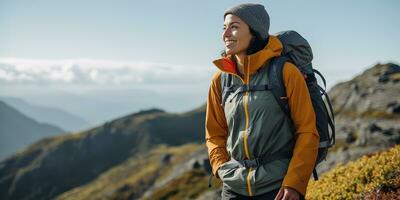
left=225, top=40, right=236, bottom=48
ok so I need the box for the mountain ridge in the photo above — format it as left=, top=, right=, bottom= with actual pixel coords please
left=0, top=96, right=91, bottom=132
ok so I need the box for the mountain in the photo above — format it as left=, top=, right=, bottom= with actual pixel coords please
left=0, top=62, right=399, bottom=200
left=0, top=96, right=91, bottom=132
left=0, top=105, right=206, bottom=200
left=0, top=100, right=65, bottom=160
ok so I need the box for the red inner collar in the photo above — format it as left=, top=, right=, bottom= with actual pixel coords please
left=222, top=58, right=237, bottom=74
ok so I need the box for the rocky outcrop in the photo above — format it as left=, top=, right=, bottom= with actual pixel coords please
left=329, top=63, right=400, bottom=118
left=141, top=147, right=211, bottom=199
left=317, top=63, right=400, bottom=174
left=195, top=189, right=222, bottom=200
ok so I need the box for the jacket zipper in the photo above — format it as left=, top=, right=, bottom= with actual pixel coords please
left=243, top=56, right=253, bottom=196
left=221, top=57, right=253, bottom=196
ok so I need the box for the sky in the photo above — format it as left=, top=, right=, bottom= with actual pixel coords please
left=0, top=0, right=399, bottom=125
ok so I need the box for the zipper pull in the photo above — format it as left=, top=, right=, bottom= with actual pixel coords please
left=208, top=173, right=213, bottom=188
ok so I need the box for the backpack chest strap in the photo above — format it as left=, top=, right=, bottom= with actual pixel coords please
left=235, top=84, right=271, bottom=93
left=224, top=84, right=271, bottom=104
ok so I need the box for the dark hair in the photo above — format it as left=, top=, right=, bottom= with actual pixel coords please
left=246, top=28, right=269, bottom=55
left=220, top=28, right=269, bottom=57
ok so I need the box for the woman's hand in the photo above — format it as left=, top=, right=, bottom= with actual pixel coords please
left=274, top=186, right=300, bottom=200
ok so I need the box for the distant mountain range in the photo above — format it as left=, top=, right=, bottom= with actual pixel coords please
left=0, top=105, right=205, bottom=200
left=0, top=100, right=65, bottom=160
left=0, top=96, right=91, bottom=132
left=0, top=62, right=399, bottom=200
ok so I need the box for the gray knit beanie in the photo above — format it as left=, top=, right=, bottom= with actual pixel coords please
left=224, top=3, right=270, bottom=39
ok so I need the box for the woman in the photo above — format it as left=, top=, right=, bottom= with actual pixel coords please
left=205, top=3, right=319, bottom=200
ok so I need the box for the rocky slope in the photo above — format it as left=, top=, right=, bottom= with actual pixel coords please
left=317, top=63, right=400, bottom=174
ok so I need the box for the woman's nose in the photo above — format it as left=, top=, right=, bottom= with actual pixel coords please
left=223, top=28, right=231, bottom=39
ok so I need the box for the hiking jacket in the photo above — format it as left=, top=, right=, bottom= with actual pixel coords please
left=205, top=35, right=319, bottom=196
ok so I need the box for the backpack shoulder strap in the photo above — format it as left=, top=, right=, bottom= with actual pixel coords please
left=220, top=72, right=233, bottom=107
left=267, top=56, right=290, bottom=116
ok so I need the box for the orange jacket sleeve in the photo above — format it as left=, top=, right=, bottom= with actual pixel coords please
left=205, top=71, right=230, bottom=178
left=281, top=62, right=320, bottom=196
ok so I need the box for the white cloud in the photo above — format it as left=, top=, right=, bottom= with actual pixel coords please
left=0, top=58, right=214, bottom=89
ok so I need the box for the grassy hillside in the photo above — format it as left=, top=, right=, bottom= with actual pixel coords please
left=55, top=143, right=220, bottom=200
left=306, top=145, right=400, bottom=199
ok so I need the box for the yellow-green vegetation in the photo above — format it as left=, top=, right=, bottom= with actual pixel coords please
left=306, top=145, right=400, bottom=200
left=118, top=110, right=165, bottom=128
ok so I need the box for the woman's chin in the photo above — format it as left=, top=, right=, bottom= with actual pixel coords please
left=225, top=49, right=236, bottom=56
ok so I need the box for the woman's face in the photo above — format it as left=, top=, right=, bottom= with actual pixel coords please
left=223, top=14, right=253, bottom=56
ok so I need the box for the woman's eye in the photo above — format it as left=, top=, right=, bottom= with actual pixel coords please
left=222, top=26, right=238, bottom=31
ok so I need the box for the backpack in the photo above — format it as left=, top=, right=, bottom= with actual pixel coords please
left=220, top=30, right=335, bottom=180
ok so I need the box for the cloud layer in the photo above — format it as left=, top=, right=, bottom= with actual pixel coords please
left=0, top=58, right=214, bottom=88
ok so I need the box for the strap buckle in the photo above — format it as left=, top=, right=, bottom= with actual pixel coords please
left=242, top=158, right=261, bottom=168
left=245, top=84, right=250, bottom=92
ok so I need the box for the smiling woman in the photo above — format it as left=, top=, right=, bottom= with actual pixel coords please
left=205, top=3, right=319, bottom=200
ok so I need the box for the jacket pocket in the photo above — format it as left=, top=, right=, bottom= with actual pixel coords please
left=218, top=160, right=249, bottom=192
